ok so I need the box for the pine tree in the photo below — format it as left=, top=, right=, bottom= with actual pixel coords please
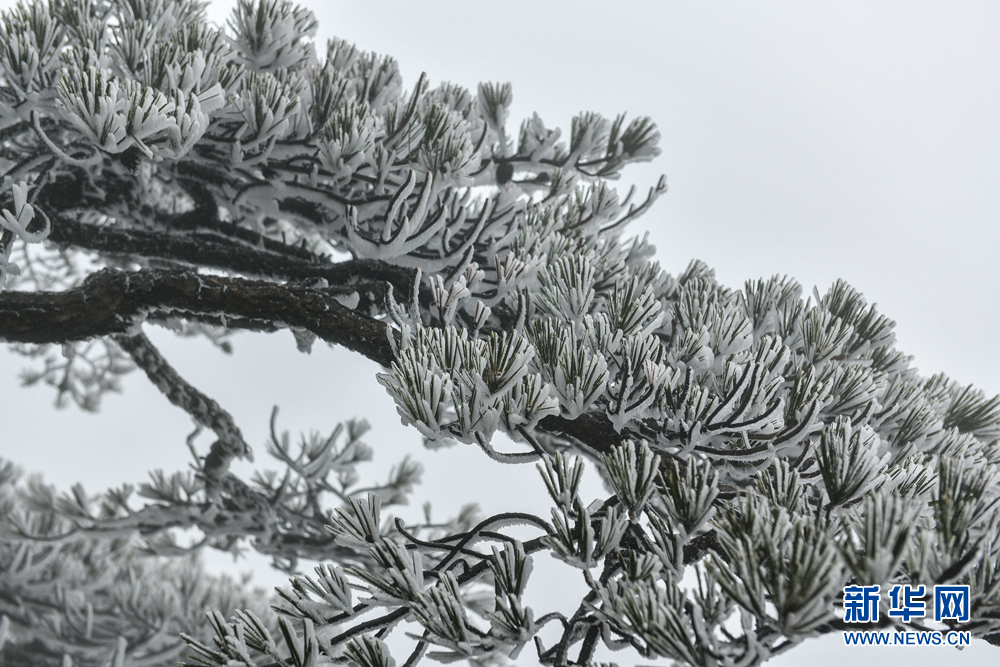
left=1, top=1, right=999, bottom=665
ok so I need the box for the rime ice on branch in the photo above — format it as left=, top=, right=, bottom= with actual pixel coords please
left=0, top=1, right=999, bottom=666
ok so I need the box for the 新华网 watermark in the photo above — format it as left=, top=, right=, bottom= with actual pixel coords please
left=840, top=584, right=971, bottom=648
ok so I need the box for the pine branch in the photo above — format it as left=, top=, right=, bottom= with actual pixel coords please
left=0, top=267, right=626, bottom=455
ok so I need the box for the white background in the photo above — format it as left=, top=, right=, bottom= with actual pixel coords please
left=2, top=1, right=999, bottom=664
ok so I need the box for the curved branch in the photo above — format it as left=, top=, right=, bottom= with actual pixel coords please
left=112, top=331, right=252, bottom=501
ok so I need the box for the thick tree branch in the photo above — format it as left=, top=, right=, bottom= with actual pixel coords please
left=537, top=411, right=625, bottom=456
left=0, top=268, right=397, bottom=366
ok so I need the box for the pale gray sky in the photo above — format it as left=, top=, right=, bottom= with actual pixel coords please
left=2, top=1, right=999, bottom=665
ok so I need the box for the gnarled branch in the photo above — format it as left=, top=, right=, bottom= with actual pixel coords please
left=0, top=268, right=396, bottom=366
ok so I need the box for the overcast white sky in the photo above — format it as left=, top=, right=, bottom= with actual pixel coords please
left=2, top=1, right=1000, bottom=665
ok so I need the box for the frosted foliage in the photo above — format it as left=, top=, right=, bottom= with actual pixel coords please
left=0, top=1, right=998, bottom=667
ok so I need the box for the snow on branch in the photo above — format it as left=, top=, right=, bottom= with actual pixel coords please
left=0, top=0, right=999, bottom=665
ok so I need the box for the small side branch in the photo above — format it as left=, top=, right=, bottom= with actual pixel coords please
left=112, top=331, right=252, bottom=501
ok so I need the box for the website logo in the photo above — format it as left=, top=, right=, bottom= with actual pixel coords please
left=840, top=584, right=972, bottom=648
